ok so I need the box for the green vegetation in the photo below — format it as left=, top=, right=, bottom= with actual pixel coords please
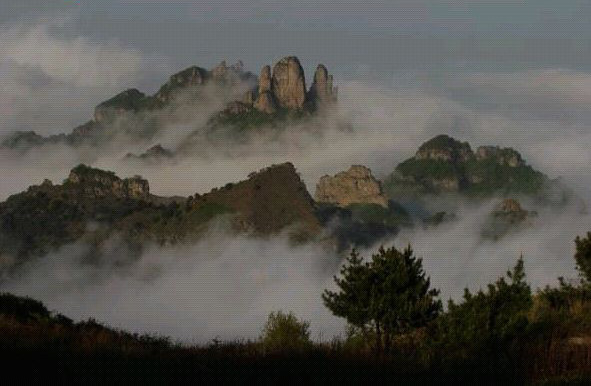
left=323, top=246, right=441, bottom=354
left=208, top=107, right=310, bottom=133
left=346, top=202, right=412, bottom=228
left=260, top=311, right=312, bottom=351
left=575, top=232, right=591, bottom=283
left=396, top=158, right=460, bottom=180
left=464, top=158, right=546, bottom=196
left=384, top=135, right=554, bottom=199
left=97, top=89, right=151, bottom=111
left=432, top=257, right=532, bottom=375
left=4, top=234, right=591, bottom=382
left=0, top=168, right=232, bottom=262
left=417, top=134, right=471, bottom=154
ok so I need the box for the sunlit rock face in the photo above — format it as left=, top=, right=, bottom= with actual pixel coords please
left=308, top=64, right=337, bottom=107
left=254, top=65, right=277, bottom=114
left=67, top=165, right=149, bottom=199
left=271, top=56, right=307, bottom=110
left=315, top=165, right=388, bottom=208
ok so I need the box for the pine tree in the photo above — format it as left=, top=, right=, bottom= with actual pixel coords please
left=323, top=246, right=441, bottom=353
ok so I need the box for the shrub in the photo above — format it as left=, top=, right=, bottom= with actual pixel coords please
left=260, top=311, right=311, bottom=351
left=575, top=232, right=591, bottom=283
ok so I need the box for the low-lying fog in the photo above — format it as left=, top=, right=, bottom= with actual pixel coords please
left=1, top=55, right=591, bottom=343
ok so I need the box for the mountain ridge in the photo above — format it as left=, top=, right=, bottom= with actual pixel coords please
left=2, top=56, right=338, bottom=152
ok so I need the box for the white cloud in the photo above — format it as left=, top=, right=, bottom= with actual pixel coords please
left=0, top=19, right=169, bottom=136
left=0, top=23, right=145, bottom=87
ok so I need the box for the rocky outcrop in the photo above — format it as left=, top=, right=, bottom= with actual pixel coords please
left=415, top=135, right=473, bottom=163
left=251, top=58, right=338, bottom=113
left=258, top=65, right=272, bottom=93
left=254, top=65, right=277, bottom=113
left=482, top=198, right=538, bottom=239
left=476, top=146, right=524, bottom=167
left=315, top=165, right=388, bottom=208
left=308, top=64, right=337, bottom=107
left=497, top=198, right=524, bottom=214
left=211, top=60, right=229, bottom=81
left=67, top=164, right=149, bottom=199
left=94, top=89, right=149, bottom=123
left=155, top=66, right=209, bottom=102
left=271, top=56, right=307, bottom=110
left=211, top=60, right=256, bottom=85
left=2, top=57, right=339, bottom=151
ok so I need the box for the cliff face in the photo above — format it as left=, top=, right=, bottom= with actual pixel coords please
left=253, top=65, right=277, bottom=113
left=271, top=56, right=307, bottom=110
left=67, top=164, right=150, bottom=199
left=308, top=64, right=337, bottom=107
left=315, top=165, right=388, bottom=208
left=251, top=56, right=337, bottom=113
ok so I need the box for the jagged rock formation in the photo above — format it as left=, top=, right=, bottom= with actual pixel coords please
left=155, top=66, right=208, bottom=103
left=0, top=163, right=325, bottom=264
left=249, top=57, right=338, bottom=113
left=308, top=64, right=337, bottom=107
left=415, top=135, right=473, bottom=163
left=2, top=56, right=338, bottom=151
left=254, top=65, right=277, bottom=113
left=192, top=162, right=320, bottom=235
left=271, top=56, right=307, bottom=110
left=315, top=165, right=388, bottom=208
left=384, top=134, right=549, bottom=198
left=497, top=198, right=525, bottom=214
left=483, top=198, right=538, bottom=239
left=475, top=146, right=524, bottom=168
left=67, top=164, right=150, bottom=199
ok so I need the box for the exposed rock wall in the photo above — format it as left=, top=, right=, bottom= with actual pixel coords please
left=308, top=64, right=337, bottom=106
left=315, top=165, right=388, bottom=208
left=271, top=56, right=307, bottom=109
left=67, top=165, right=149, bottom=199
left=254, top=65, right=277, bottom=113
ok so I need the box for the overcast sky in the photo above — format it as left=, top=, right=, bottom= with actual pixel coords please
left=1, top=1, right=591, bottom=135
left=2, top=1, right=591, bottom=340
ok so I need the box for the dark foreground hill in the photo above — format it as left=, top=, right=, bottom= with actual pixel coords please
left=4, top=254, right=591, bottom=386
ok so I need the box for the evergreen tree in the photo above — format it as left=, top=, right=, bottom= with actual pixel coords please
left=435, top=256, right=532, bottom=370
left=575, top=232, right=591, bottom=283
left=323, top=246, right=441, bottom=353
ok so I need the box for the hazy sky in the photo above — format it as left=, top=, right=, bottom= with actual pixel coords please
left=1, top=0, right=590, bottom=136
left=1, top=1, right=591, bottom=341
left=4, top=1, right=591, bottom=79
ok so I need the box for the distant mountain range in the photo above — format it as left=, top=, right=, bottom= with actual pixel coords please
left=1, top=56, right=338, bottom=156
left=0, top=134, right=580, bottom=273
